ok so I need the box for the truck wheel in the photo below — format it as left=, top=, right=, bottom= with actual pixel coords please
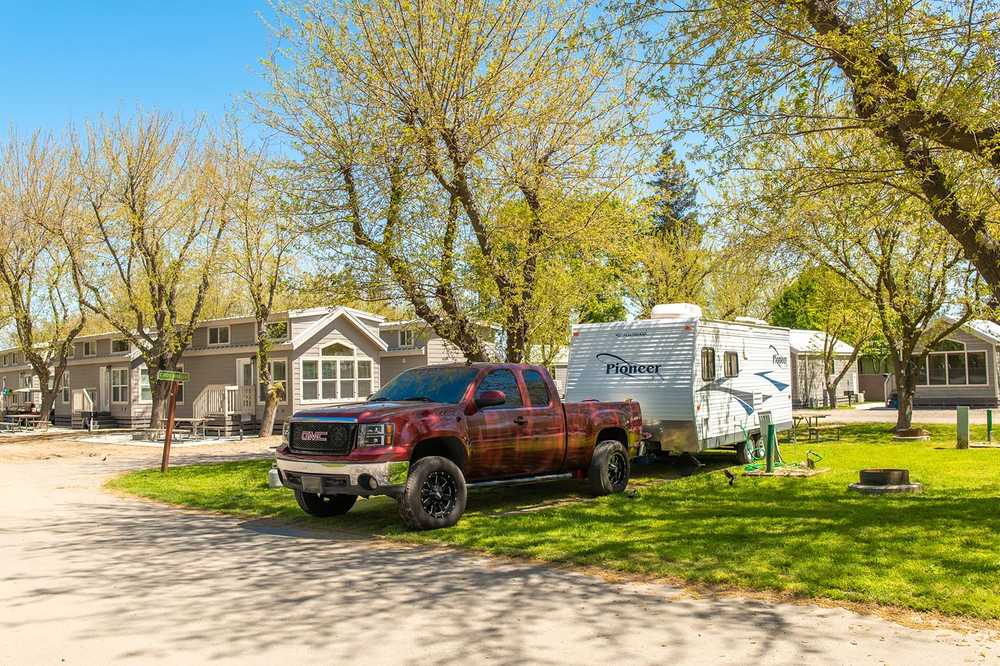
left=294, top=490, right=357, bottom=517
left=398, top=456, right=467, bottom=530
left=588, top=440, right=630, bottom=495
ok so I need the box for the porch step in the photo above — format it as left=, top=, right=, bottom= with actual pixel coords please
left=71, top=411, right=117, bottom=430
left=203, top=414, right=258, bottom=438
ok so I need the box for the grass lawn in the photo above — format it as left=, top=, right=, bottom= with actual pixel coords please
left=107, top=423, right=1000, bottom=620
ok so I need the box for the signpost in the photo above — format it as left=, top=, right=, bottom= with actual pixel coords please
left=157, top=370, right=191, bottom=473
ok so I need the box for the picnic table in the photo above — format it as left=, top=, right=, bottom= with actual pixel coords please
left=2, top=413, right=45, bottom=432
left=156, top=417, right=207, bottom=439
left=792, top=414, right=839, bottom=442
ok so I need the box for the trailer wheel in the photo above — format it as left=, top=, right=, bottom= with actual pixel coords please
left=735, top=435, right=762, bottom=465
left=294, top=490, right=357, bottom=517
left=588, top=440, right=630, bottom=495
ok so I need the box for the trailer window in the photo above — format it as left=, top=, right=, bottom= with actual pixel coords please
left=701, top=348, right=716, bottom=381
left=522, top=370, right=551, bottom=407
left=724, top=351, right=739, bottom=378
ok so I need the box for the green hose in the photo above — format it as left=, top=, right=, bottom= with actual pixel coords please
left=743, top=426, right=786, bottom=472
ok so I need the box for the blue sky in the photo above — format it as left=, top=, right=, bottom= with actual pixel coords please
left=0, top=1, right=275, bottom=133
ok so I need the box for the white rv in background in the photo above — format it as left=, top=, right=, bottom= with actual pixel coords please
left=565, top=304, right=793, bottom=461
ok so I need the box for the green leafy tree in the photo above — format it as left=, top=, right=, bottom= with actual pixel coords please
left=745, top=133, right=985, bottom=430
left=0, top=131, right=86, bottom=421
left=770, top=269, right=825, bottom=331
left=258, top=0, right=641, bottom=362
left=648, top=144, right=698, bottom=238
left=624, top=0, right=1000, bottom=305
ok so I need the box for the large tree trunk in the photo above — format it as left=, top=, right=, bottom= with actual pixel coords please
left=260, top=392, right=279, bottom=438
left=149, top=376, right=170, bottom=429
left=38, top=387, right=58, bottom=424
left=891, top=357, right=917, bottom=432
left=825, top=383, right=840, bottom=410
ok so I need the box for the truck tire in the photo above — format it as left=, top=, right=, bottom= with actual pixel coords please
left=398, top=456, right=467, bottom=530
left=588, top=440, right=630, bottom=495
left=294, top=490, right=357, bottom=517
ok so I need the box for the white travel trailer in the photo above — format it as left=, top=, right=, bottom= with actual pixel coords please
left=565, top=304, right=793, bottom=461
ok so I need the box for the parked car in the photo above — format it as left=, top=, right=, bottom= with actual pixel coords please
left=274, top=363, right=643, bottom=529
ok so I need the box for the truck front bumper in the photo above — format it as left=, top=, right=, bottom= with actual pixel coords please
left=275, top=457, right=410, bottom=498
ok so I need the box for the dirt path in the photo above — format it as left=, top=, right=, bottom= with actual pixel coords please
left=0, top=444, right=997, bottom=665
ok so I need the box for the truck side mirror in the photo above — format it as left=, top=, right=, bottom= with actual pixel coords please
left=474, top=390, right=506, bottom=409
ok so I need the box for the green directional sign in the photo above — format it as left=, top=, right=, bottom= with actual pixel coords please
left=157, top=370, right=191, bottom=383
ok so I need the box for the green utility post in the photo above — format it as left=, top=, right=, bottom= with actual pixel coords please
left=766, top=424, right=777, bottom=473
left=957, top=406, right=970, bottom=450
left=988, top=409, right=993, bottom=444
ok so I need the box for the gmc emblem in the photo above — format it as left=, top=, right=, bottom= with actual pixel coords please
left=300, top=431, right=328, bottom=442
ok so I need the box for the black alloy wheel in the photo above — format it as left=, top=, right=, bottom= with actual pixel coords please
left=420, top=470, right=459, bottom=519
left=607, top=451, right=628, bottom=488
left=398, top=455, right=468, bottom=530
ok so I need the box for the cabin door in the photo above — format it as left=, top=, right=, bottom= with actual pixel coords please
left=236, top=358, right=257, bottom=422
left=99, top=367, right=111, bottom=412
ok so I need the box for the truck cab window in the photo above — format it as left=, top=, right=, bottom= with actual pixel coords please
left=701, top=348, right=716, bottom=381
left=476, top=369, right=523, bottom=409
left=724, top=351, right=739, bottom=377
left=522, top=370, right=551, bottom=407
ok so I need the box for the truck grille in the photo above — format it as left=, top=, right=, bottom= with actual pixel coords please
left=289, top=422, right=356, bottom=455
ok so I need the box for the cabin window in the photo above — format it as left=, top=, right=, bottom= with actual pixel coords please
left=947, top=354, right=967, bottom=385
left=111, top=368, right=129, bottom=403
left=301, top=361, right=320, bottom=400
left=61, top=371, right=71, bottom=403
left=930, top=339, right=964, bottom=352
left=259, top=360, right=288, bottom=403
left=476, top=370, right=524, bottom=409
left=301, top=345, right=371, bottom=401
left=139, top=368, right=152, bottom=402
left=357, top=360, right=372, bottom=397
left=918, top=340, right=988, bottom=387
left=321, top=343, right=353, bottom=356
left=208, top=326, right=230, bottom=346
left=723, top=351, right=740, bottom=378
left=701, top=348, right=716, bottom=381
left=112, top=339, right=129, bottom=353
left=523, top=370, right=551, bottom=407
left=968, top=352, right=988, bottom=385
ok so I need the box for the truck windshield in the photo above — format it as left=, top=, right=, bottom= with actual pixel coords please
left=369, top=367, right=479, bottom=404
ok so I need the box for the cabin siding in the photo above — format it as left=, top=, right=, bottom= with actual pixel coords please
left=379, top=354, right=422, bottom=385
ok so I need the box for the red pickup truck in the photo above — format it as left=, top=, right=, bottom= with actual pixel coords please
left=275, top=363, right=642, bottom=529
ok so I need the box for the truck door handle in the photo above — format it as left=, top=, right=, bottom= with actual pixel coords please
left=513, top=416, right=527, bottom=426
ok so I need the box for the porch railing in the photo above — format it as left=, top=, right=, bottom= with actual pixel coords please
left=193, top=385, right=256, bottom=421
left=71, top=388, right=96, bottom=413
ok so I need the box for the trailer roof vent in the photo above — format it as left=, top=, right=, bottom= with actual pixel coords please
left=650, top=303, right=702, bottom=321
left=734, top=316, right=768, bottom=325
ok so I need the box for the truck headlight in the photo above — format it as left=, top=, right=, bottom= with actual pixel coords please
left=281, top=421, right=290, bottom=445
left=358, top=423, right=394, bottom=448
